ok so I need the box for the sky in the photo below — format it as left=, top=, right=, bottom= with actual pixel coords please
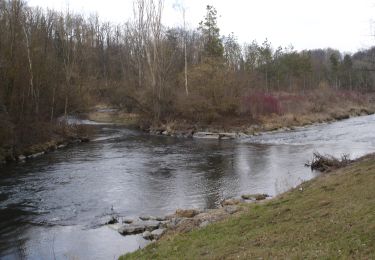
left=27, top=0, right=375, bottom=53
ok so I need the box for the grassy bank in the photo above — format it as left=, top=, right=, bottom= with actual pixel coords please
left=122, top=154, right=375, bottom=259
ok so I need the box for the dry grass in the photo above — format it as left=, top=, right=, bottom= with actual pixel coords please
left=147, top=90, right=375, bottom=134
left=87, top=110, right=139, bottom=125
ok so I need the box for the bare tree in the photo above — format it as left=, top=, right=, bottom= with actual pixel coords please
left=133, top=0, right=164, bottom=119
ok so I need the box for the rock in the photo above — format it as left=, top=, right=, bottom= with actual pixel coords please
left=236, top=132, right=249, bottom=138
left=193, top=132, right=239, bottom=140
left=118, top=224, right=146, bottom=235
left=159, top=220, right=170, bottom=228
left=166, top=217, right=181, bottom=228
left=193, top=132, right=220, bottom=139
left=220, top=198, right=241, bottom=206
left=123, top=218, right=134, bottom=224
left=27, top=152, right=44, bottom=159
left=151, top=228, right=165, bottom=239
left=241, top=194, right=269, bottom=201
left=175, top=209, right=200, bottom=218
left=107, top=223, right=123, bottom=231
left=224, top=205, right=240, bottom=214
left=81, top=137, right=90, bottom=143
left=241, top=194, right=254, bottom=200
left=17, top=155, right=26, bottom=161
left=155, top=216, right=167, bottom=221
left=143, top=220, right=161, bottom=231
left=142, top=231, right=152, bottom=240
left=139, top=215, right=153, bottom=221
left=71, top=139, right=82, bottom=144
left=199, top=220, right=211, bottom=228
left=150, top=128, right=164, bottom=135
left=106, top=216, right=119, bottom=225
left=255, top=194, right=269, bottom=200
left=218, top=133, right=237, bottom=140
left=173, top=218, right=200, bottom=233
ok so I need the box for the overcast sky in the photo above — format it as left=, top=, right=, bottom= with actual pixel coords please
left=27, top=0, right=375, bottom=53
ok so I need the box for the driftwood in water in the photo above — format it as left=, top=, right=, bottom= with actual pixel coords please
left=306, top=153, right=352, bottom=172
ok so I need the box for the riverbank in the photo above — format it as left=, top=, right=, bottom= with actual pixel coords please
left=122, top=153, right=375, bottom=259
left=87, top=100, right=375, bottom=139
left=0, top=122, right=92, bottom=165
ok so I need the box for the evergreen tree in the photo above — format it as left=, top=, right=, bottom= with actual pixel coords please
left=198, top=5, right=223, bottom=58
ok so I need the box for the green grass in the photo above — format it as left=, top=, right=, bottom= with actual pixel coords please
left=121, top=155, right=375, bottom=259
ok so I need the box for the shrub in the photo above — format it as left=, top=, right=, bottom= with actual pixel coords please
left=241, top=92, right=282, bottom=117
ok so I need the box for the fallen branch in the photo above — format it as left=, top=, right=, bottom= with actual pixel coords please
left=306, top=153, right=352, bottom=172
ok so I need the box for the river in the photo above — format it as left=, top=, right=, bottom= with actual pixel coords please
left=1, top=114, right=375, bottom=259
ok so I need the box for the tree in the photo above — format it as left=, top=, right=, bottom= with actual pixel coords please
left=343, top=54, right=353, bottom=90
left=244, top=40, right=260, bottom=72
left=173, top=0, right=189, bottom=96
left=330, top=53, right=340, bottom=89
left=198, top=5, right=223, bottom=59
left=258, top=39, right=273, bottom=92
left=223, top=33, right=242, bottom=71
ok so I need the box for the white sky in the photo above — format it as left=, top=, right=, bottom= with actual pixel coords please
left=28, top=0, right=375, bottom=53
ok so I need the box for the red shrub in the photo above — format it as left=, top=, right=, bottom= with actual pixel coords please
left=241, top=92, right=282, bottom=117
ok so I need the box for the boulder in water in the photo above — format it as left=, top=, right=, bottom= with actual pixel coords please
left=118, top=224, right=146, bottom=235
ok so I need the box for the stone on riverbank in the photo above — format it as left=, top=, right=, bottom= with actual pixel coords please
left=220, top=198, right=242, bottom=206
left=118, top=224, right=147, bottom=235
left=175, top=209, right=200, bottom=218
left=143, top=220, right=161, bottom=231
left=139, top=215, right=154, bottom=221
left=151, top=228, right=165, bottom=239
left=123, top=218, right=134, bottom=224
left=142, top=231, right=152, bottom=240
left=193, top=132, right=238, bottom=140
left=224, top=205, right=240, bottom=214
left=155, top=216, right=167, bottom=221
left=241, top=194, right=270, bottom=201
left=106, top=216, right=119, bottom=225
left=118, top=220, right=161, bottom=236
left=27, top=152, right=45, bottom=159
left=17, top=155, right=26, bottom=161
left=199, top=220, right=211, bottom=228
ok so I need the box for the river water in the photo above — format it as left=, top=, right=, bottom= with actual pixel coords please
left=1, top=114, right=375, bottom=259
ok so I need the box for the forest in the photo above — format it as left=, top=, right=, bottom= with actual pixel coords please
left=1, top=0, right=375, bottom=160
